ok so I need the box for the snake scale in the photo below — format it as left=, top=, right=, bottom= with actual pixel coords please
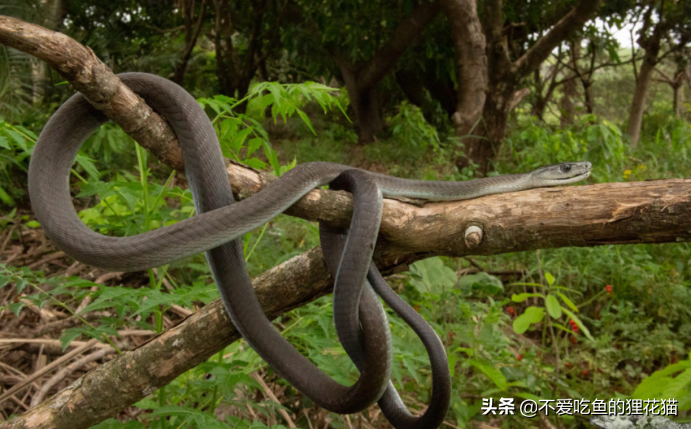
left=28, top=73, right=591, bottom=428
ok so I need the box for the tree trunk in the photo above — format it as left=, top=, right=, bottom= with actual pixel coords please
left=627, top=9, right=666, bottom=148
left=673, top=81, right=682, bottom=118
left=560, top=75, right=576, bottom=126
left=440, top=0, right=488, bottom=162
left=172, top=0, right=207, bottom=84
left=455, top=0, right=602, bottom=173
left=627, top=52, right=658, bottom=147
left=212, top=0, right=266, bottom=107
left=469, top=78, right=515, bottom=173
left=30, top=0, right=63, bottom=104
left=582, top=80, right=594, bottom=114
left=327, top=1, right=441, bottom=143
left=339, top=62, right=385, bottom=143
left=533, top=68, right=547, bottom=120
left=672, top=68, right=685, bottom=118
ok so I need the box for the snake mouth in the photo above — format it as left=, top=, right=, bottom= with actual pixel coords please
left=562, top=170, right=591, bottom=181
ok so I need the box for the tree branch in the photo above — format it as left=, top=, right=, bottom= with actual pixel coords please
left=172, top=0, right=207, bottom=84
left=482, top=0, right=512, bottom=73
left=440, top=0, right=487, bottom=135
left=0, top=15, right=185, bottom=171
left=357, top=0, right=441, bottom=91
left=3, top=14, right=691, bottom=429
left=514, top=0, right=602, bottom=77
left=4, top=176, right=691, bottom=429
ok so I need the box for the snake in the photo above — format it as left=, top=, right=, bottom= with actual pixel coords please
left=27, top=72, right=592, bottom=426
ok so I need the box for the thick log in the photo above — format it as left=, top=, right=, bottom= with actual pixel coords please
left=228, top=162, right=691, bottom=255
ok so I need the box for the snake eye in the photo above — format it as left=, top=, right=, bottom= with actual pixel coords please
left=561, top=164, right=572, bottom=173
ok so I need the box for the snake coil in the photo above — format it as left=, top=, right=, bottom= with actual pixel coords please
left=28, top=73, right=591, bottom=428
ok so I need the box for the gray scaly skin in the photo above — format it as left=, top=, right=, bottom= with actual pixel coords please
left=28, top=72, right=592, bottom=422
left=320, top=170, right=451, bottom=428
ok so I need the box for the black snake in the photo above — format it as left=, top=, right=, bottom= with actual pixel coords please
left=28, top=73, right=591, bottom=427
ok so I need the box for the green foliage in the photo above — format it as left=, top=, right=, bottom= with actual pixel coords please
left=388, top=101, right=442, bottom=152
left=408, top=257, right=457, bottom=294
left=199, top=80, right=347, bottom=175
left=503, top=115, right=626, bottom=181
left=1, top=22, right=690, bottom=425
left=633, top=358, right=691, bottom=410
left=0, top=119, right=36, bottom=204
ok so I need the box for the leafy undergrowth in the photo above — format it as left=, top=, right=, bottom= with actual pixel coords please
left=1, top=87, right=691, bottom=428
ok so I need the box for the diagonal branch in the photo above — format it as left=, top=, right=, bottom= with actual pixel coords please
left=514, top=0, right=603, bottom=77
left=3, top=14, right=691, bottom=429
left=357, top=0, right=441, bottom=91
left=4, top=177, right=691, bottom=429
left=0, top=15, right=185, bottom=171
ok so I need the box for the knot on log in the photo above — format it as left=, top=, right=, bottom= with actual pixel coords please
left=464, top=225, right=483, bottom=249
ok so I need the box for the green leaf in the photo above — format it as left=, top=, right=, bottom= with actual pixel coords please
left=6, top=129, right=27, bottom=150
left=469, top=360, right=507, bottom=391
left=662, top=368, right=691, bottom=399
left=75, top=154, right=101, bottom=180
left=90, top=419, right=146, bottom=429
left=562, top=308, right=593, bottom=341
left=545, top=294, right=562, bottom=319
left=409, top=257, right=457, bottom=294
left=459, top=272, right=503, bottom=294
left=8, top=302, right=24, bottom=316
left=511, top=292, right=542, bottom=302
left=0, top=135, right=9, bottom=149
left=545, top=272, right=555, bottom=286
left=60, top=329, right=84, bottom=351
left=24, top=220, right=40, bottom=228
left=448, top=353, right=457, bottom=377
left=513, top=307, right=544, bottom=334
left=0, top=185, right=15, bottom=205
left=556, top=292, right=578, bottom=312
left=633, top=360, right=691, bottom=400
left=296, top=108, right=315, bottom=134
left=149, top=405, right=231, bottom=428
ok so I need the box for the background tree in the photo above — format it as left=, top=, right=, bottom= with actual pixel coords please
left=626, top=0, right=691, bottom=147
left=2, top=4, right=691, bottom=427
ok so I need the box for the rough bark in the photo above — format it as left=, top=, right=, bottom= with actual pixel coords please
left=337, top=61, right=386, bottom=144
left=453, top=0, right=602, bottom=173
left=171, top=0, right=207, bottom=84
left=4, top=176, right=691, bottom=429
left=333, top=0, right=441, bottom=143
left=531, top=47, right=567, bottom=122
left=440, top=0, right=487, bottom=149
left=560, top=76, right=577, bottom=125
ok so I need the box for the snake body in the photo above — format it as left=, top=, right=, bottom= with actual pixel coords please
left=28, top=73, right=591, bottom=426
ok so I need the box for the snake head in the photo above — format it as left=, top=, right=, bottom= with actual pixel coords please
left=529, top=161, right=592, bottom=186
